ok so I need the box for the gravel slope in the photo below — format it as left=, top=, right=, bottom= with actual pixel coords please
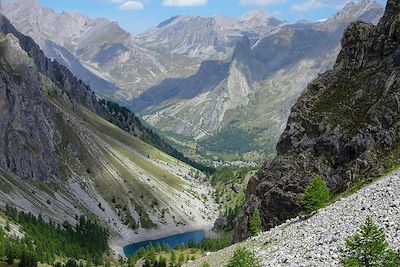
left=186, top=169, right=400, bottom=266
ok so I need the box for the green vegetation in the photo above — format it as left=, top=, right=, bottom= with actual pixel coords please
left=340, top=217, right=400, bottom=267
left=190, top=235, right=230, bottom=252
left=211, top=167, right=257, bottom=231
left=1, top=205, right=109, bottom=266
left=127, top=243, right=200, bottom=267
left=98, top=99, right=214, bottom=173
left=225, top=248, right=261, bottom=267
left=249, top=209, right=262, bottom=236
left=198, top=125, right=258, bottom=154
left=312, top=68, right=383, bottom=136
left=300, top=176, right=330, bottom=215
left=126, top=235, right=231, bottom=267
left=211, top=167, right=256, bottom=186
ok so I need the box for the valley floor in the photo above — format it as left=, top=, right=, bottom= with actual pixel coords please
left=186, top=169, right=400, bottom=266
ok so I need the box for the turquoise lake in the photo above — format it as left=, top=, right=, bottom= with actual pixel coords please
left=123, top=230, right=206, bottom=257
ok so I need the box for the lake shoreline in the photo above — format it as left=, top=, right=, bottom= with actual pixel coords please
left=123, top=230, right=207, bottom=256
left=109, top=219, right=218, bottom=257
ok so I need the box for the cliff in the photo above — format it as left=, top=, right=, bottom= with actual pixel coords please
left=235, top=0, right=400, bottom=241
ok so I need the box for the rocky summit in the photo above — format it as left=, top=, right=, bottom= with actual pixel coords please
left=235, top=0, right=400, bottom=242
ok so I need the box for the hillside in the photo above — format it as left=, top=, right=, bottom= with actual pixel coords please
left=186, top=169, right=400, bottom=266
left=234, top=0, right=400, bottom=242
left=0, top=13, right=218, bottom=257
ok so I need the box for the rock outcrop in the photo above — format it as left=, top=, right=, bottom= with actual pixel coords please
left=0, top=32, right=60, bottom=180
left=235, top=0, right=400, bottom=242
left=0, top=14, right=102, bottom=181
left=187, top=169, right=400, bottom=267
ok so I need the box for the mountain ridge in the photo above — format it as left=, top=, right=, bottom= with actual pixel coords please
left=234, top=0, right=400, bottom=243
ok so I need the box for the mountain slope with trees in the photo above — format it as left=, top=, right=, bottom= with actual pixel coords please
left=0, top=13, right=218, bottom=256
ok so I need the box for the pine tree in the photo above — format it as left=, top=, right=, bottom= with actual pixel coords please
left=340, top=217, right=400, bottom=267
left=249, top=209, right=262, bottom=236
left=225, top=248, right=261, bottom=267
left=300, top=176, right=330, bottom=214
left=18, top=250, right=38, bottom=267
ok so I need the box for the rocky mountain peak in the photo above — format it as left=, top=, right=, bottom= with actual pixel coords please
left=239, top=10, right=269, bottom=22
left=232, top=35, right=252, bottom=62
left=213, top=14, right=237, bottom=28
left=318, top=0, right=384, bottom=31
left=239, top=9, right=285, bottom=29
left=234, top=0, right=400, bottom=242
left=14, top=0, right=38, bottom=7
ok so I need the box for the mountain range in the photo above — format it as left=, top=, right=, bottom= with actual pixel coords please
left=0, top=0, right=385, bottom=165
left=132, top=1, right=385, bottom=163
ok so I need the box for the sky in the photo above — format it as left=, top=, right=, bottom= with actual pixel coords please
left=38, top=0, right=387, bottom=34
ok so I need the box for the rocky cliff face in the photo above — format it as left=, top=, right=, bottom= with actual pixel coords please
left=234, top=0, right=400, bottom=242
left=0, top=14, right=98, bottom=111
left=0, top=32, right=60, bottom=181
left=0, top=13, right=101, bottom=181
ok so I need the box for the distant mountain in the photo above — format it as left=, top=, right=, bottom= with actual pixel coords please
left=132, top=0, right=384, bottom=163
left=234, top=0, right=400, bottom=242
left=0, top=0, right=196, bottom=99
left=1, top=0, right=285, bottom=101
left=139, top=11, right=286, bottom=60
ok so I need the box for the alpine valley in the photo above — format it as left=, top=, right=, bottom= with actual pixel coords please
left=1, top=0, right=400, bottom=267
left=1, top=0, right=385, bottom=164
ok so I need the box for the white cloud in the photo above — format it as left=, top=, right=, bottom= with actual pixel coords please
left=162, top=0, right=207, bottom=7
left=291, top=0, right=350, bottom=12
left=239, top=0, right=286, bottom=6
left=118, top=0, right=144, bottom=10
left=291, top=0, right=326, bottom=12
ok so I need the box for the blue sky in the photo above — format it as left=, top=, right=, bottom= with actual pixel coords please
left=38, top=0, right=387, bottom=34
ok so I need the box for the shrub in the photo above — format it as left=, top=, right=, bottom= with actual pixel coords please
left=225, top=248, right=261, bottom=267
left=18, top=250, right=38, bottom=267
left=340, top=217, right=400, bottom=267
left=249, top=209, right=262, bottom=236
left=300, top=176, right=330, bottom=214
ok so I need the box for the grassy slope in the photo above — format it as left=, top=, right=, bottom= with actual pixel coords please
left=0, top=83, right=218, bottom=249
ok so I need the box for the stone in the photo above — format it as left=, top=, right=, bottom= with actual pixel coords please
left=394, top=48, right=400, bottom=66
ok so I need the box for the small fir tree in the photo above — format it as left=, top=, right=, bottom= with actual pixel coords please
left=225, top=248, right=261, bottom=267
left=340, top=217, right=400, bottom=267
left=249, top=209, right=262, bottom=236
left=300, top=176, right=330, bottom=214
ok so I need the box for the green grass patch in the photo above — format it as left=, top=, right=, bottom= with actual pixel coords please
left=82, top=107, right=179, bottom=165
